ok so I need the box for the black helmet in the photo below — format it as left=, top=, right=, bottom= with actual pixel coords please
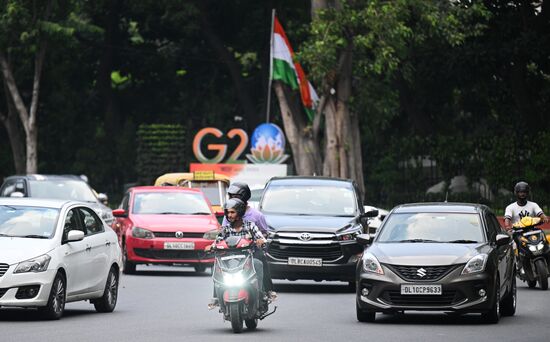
left=514, top=181, right=530, bottom=194
left=227, top=182, right=251, bottom=202
left=224, top=198, right=247, bottom=218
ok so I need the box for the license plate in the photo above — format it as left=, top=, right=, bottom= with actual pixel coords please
left=288, top=257, right=322, bottom=267
left=164, top=242, right=195, bottom=250
left=400, top=284, right=442, bottom=295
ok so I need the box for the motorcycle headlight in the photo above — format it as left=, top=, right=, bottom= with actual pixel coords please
left=14, top=254, right=51, bottom=273
left=132, top=227, right=154, bottom=239
left=223, top=271, right=245, bottom=287
left=203, top=229, right=219, bottom=240
left=529, top=243, right=545, bottom=253
left=362, top=252, right=384, bottom=275
left=462, top=253, right=488, bottom=275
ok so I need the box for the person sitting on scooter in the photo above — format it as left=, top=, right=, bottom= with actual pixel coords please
left=206, top=198, right=267, bottom=308
left=504, top=181, right=549, bottom=230
left=222, top=182, right=277, bottom=300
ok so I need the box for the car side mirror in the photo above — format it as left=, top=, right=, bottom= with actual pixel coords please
left=66, top=230, right=84, bottom=242
left=362, top=209, right=379, bottom=218
left=356, top=233, right=372, bottom=245
left=496, top=234, right=511, bottom=246
left=112, top=208, right=127, bottom=217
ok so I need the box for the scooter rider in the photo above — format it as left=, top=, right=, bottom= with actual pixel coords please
left=206, top=198, right=267, bottom=308
left=504, top=181, right=549, bottom=230
left=222, top=182, right=276, bottom=300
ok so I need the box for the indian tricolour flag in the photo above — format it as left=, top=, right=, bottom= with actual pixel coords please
left=271, top=16, right=319, bottom=122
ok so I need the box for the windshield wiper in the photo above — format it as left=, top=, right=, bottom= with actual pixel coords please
left=19, top=234, right=49, bottom=239
left=398, top=239, right=439, bottom=243
left=0, top=205, right=18, bottom=210
left=0, top=233, right=12, bottom=237
left=446, top=239, right=479, bottom=243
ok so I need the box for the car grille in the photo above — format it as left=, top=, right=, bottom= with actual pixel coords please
left=268, top=242, right=343, bottom=261
left=134, top=248, right=205, bottom=260
left=387, top=264, right=459, bottom=281
left=0, top=263, right=8, bottom=277
left=153, top=232, right=205, bottom=238
left=381, top=290, right=464, bottom=306
left=0, top=288, right=8, bottom=298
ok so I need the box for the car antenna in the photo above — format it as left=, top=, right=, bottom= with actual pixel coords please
left=444, top=191, right=449, bottom=203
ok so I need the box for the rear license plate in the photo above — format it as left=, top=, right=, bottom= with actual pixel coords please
left=164, top=242, right=195, bottom=250
left=400, top=284, right=442, bottom=295
left=288, top=257, right=322, bottom=267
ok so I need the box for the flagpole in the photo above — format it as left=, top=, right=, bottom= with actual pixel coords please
left=266, top=9, right=276, bottom=123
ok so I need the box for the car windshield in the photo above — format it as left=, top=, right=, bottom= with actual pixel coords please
left=376, top=212, right=484, bottom=243
left=132, top=192, right=212, bottom=215
left=250, top=188, right=264, bottom=202
left=185, top=181, right=226, bottom=206
left=0, top=205, right=59, bottom=239
left=29, top=180, right=98, bottom=202
left=261, top=184, right=357, bottom=216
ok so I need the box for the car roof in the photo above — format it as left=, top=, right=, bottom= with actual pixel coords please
left=4, top=174, right=86, bottom=182
left=267, top=176, right=354, bottom=187
left=0, top=197, right=75, bottom=209
left=391, top=202, right=489, bottom=214
left=130, top=186, right=203, bottom=194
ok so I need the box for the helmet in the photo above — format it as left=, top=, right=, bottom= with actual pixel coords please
left=514, top=181, right=530, bottom=194
left=224, top=198, right=247, bottom=218
left=227, top=182, right=251, bottom=202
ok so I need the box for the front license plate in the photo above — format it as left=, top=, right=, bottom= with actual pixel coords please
left=164, top=242, right=195, bottom=250
left=400, top=284, right=442, bottom=295
left=288, top=257, right=322, bottom=267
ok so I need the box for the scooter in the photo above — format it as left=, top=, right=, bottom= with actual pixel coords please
left=210, top=235, right=276, bottom=333
left=512, top=216, right=550, bottom=290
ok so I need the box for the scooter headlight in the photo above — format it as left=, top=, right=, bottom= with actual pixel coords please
left=223, top=271, right=245, bottom=287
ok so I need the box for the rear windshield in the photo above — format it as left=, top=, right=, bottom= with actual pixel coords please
left=29, top=180, right=97, bottom=202
left=261, top=184, right=357, bottom=216
left=132, top=192, right=212, bottom=215
left=376, top=212, right=484, bottom=243
left=0, top=205, right=59, bottom=239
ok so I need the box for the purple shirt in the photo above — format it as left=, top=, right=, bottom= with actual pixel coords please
left=222, top=206, right=268, bottom=235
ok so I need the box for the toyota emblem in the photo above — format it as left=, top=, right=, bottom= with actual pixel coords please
left=175, top=231, right=184, bottom=238
left=299, top=233, right=312, bottom=241
left=416, top=268, right=427, bottom=278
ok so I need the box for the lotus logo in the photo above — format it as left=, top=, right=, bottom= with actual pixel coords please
left=416, top=268, right=427, bottom=278
left=299, top=233, right=312, bottom=241
left=175, top=231, right=184, bottom=238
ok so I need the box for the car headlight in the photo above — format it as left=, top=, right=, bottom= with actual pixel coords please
left=223, top=271, right=245, bottom=287
left=203, top=229, right=219, bottom=240
left=132, top=227, right=154, bottom=239
left=462, top=253, right=488, bottom=275
left=337, top=225, right=362, bottom=241
left=362, top=252, right=384, bottom=275
left=14, top=254, right=51, bottom=274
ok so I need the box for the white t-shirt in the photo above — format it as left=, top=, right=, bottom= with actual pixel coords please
left=504, top=201, right=544, bottom=224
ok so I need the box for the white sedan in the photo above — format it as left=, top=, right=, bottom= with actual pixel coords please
left=0, top=198, right=122, bottom=319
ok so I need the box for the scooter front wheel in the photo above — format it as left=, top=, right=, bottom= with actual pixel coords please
left=229, top=303, right=243, bottom=333
left=535, top=259, right=548, bottom=290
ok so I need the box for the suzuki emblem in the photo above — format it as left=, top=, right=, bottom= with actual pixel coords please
left=175, top=231, right=184, bottom=238
left=416, top=268, right=427, bottom=278
left=299, top=233, right=312, bottom=241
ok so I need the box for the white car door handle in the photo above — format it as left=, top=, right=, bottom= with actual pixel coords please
left=85, top=246, right=92, bottom=252
left=105, top=241, right=111, bottom=246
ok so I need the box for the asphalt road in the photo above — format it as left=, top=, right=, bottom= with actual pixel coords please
left=1, top=265, right=549, bottom=342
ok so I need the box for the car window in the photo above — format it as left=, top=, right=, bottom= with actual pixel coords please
left=0, top=182, right=16, bottom=197
left=132, top=192, right=212, bottom=215
left=1, top=180, right=26, bottom=197
left=121, top=192, right=130, bottom=211
left=63, top=208, right=83, bottom=240
left=0, top=204, right=59, bottom=239
left=28, top=180, right=97, bottom=202
left=77, top=207, right=104, bottom=235
left=377, top=212, right=484, bottom=243
left=486, top=213, right=501, bottom=240
left=261, top=184, right=357, bottom=216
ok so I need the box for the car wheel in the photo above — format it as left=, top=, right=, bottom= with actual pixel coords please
left=527, top=279, right=537, bottom=288
left=500, top=272, right=516, bottom=317
left=481, top=278, right=500, bottom=324
left=123, top=242, right=136, bottom=274
left=194, top=265, right=207, bottom=273
left=348, top=281, right=357, bottom=292
left=535, top=259, right=548, bottom=290
left=39, top=272, right=66, bottom=320
left=93, top=267, right=119, bottom=313
left=356, top=303, right=375, bottom=322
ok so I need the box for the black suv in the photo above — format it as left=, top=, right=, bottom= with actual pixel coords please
left=260, top=176, right=377, bottom=286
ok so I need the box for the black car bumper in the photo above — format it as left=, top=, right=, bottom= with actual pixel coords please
left=356, top=265, right=497, bottom=313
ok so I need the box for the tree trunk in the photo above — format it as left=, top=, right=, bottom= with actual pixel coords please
left=0, top=86, right=26, bottom=173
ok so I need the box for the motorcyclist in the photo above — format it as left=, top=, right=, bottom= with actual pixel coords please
left=504, top=181, right=549, bottom=230
left=222, top=182, right=276, bottom=300
left=206, top=198, right=268, bottom=309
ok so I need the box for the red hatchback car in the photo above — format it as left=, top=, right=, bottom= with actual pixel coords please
left=112, top=186, right=220, bottom=274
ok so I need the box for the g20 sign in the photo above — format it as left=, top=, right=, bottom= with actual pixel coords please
left=192, top=124, right=289, bottom=164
